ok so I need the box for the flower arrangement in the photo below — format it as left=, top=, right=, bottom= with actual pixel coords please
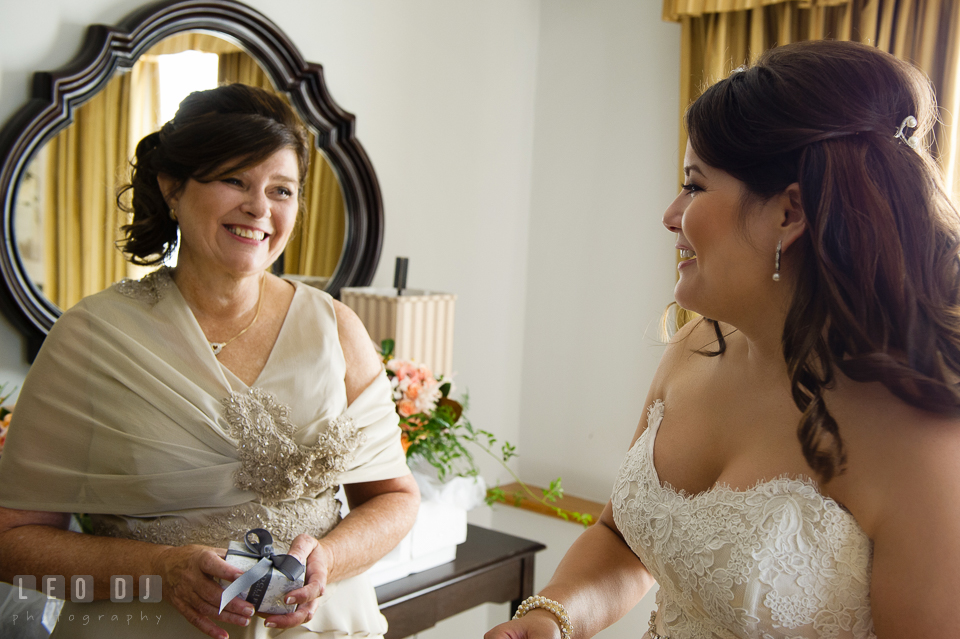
left=0, top=384, right=15, bottom=455
left=382, top=340, right=592, bottom=526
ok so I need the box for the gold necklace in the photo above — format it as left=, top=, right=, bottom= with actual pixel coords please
left=209, top=274, right=266, bottom=356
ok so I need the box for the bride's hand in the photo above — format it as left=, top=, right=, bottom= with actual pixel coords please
left=258, top=533, right=331, bottom=629
left=486, top=612, right=564, bottom=639
left=154, top=544, right=253, bottom=639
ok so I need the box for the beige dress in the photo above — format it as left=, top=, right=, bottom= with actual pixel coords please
left=0, top=268, right=411, bottom=638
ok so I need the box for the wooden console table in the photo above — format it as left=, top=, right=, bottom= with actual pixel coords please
left=376, top=524, right=546, bottom=639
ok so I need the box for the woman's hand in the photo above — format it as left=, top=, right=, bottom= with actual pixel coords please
left=154, top=544, right=254, bottom=639
left=257, top=533, right=333, bottom=629
left=485, top=611, right=563, bottom=639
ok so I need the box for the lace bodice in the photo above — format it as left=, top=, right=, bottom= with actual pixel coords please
left=612, top=401, right=876, bottom=639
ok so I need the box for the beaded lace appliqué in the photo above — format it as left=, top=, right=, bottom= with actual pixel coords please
left=91, top=494, right=342, bottom=548
left=612, top=400, right=876, bottom=639
left=114, top=266, right=175, bottom=305
left=223, top=387, right=364, bottom=503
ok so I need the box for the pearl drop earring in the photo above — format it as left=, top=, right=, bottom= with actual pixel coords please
left=773, top=240, right=782, bottom=282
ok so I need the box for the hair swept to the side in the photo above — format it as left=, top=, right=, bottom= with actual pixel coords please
left=117, top=83, right=310, bottom=265
left=686, top=40, right=960, bottom=482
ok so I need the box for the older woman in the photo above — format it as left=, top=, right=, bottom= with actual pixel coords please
left=488, top=41, right=960, bottom=639
left=0, top=84, right=419, bottom=639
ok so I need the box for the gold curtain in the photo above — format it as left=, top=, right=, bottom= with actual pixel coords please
left=218, top=52, right=346, bottom=278
left=43, top=61, right=160, bottom=310
left=664, top=0, right=960, bottom=193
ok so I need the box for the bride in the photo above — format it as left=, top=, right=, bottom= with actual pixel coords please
left=487, top=40, right=960, bottom=638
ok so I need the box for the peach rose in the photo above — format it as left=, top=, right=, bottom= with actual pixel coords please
left=397, top=399, right=418, bottom=418
left=406, top=382, right=422, bottom=400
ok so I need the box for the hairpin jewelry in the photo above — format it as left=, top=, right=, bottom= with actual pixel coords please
left=894, top=115, right=919, bottom=149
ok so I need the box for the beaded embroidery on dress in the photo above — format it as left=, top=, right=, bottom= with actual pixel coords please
left=114, top=265, right=175, bottom=305
left=223, top=387, right=363, bottom=502
left=612, top=401, right=876, bottom=639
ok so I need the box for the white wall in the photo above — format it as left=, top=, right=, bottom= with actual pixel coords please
left=518, top=0, right=680, bottom=503
left=0, top=0, right=680, bottom=636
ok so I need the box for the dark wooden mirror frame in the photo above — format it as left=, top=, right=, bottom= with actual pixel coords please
left=0, top=0, right=383, bottom=359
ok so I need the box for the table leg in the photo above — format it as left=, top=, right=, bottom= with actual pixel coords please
left=510, top=554, right=537, bottom=618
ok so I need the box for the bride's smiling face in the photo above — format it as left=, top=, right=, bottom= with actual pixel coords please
left=662, top=143, right=780, bottom=322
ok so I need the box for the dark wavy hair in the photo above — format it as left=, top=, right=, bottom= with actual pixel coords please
left=117, top=83, right=310, bottom=265
left=686, top=40, right=960, bottom=481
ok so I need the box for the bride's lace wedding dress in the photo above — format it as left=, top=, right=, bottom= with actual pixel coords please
left=612, top=401, right=876, bottom=639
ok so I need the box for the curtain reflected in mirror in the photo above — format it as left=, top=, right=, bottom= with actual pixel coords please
left=14, top=32, right=346, bottom=311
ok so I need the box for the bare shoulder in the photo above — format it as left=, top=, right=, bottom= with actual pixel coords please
left=331, top=299, right=368, bottom=348
left=866, top=411, right=960, bottom=635
left=332, top=300, right=382, bottom=404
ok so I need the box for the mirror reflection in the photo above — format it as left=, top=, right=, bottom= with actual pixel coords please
left=14, top=31, right=346, bottom=311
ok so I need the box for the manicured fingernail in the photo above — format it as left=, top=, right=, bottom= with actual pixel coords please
left=265, top=622, right=277, bottom=628
left=241, top=618, right=250, bottom=627
left=286, top=597, right=296, bottom=604
left=244, top=607, right=255, bottom=617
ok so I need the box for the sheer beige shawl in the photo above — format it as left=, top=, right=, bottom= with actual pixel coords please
left=0, top=273, right=409, bottom=515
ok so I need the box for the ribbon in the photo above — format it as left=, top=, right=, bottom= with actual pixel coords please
left=218, top=528, right=306, bottom=614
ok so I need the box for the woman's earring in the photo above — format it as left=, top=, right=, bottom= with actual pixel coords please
left=169, top=208, right=177, bottom=222
left=772, top=240, right=782, bottom=282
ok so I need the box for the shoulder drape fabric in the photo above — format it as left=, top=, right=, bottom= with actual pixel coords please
left=0, top=277, right=408, bottom=514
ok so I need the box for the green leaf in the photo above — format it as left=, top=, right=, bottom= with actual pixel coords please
left=487, top=486, right=506, bottom=505
left=380, top=339, right=395, bottom=359
left=74, top=513, right=94, bottom=535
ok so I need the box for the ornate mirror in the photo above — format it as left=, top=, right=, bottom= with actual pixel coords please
left=0, top=0, right=383, bottom=357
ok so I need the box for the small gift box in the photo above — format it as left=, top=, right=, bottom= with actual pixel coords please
left=218, top=529, right=305, bottom=615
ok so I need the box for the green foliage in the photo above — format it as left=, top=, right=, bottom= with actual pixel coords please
left=380, top=338, right=395, bottom=359
left=75, top=513, right=94, bottom=535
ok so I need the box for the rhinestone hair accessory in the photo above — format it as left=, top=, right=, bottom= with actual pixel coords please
left=895, top=115, right=919, bottom=149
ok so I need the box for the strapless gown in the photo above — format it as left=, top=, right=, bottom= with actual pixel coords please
left=611, top=400, right=876, bottom=639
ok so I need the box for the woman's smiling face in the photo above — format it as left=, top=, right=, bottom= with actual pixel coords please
left=662, top=142, right=779, bottom=322
left=161, top=147, right=301, bottom=280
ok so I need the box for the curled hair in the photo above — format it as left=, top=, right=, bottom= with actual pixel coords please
left=118, top=83, right=310, bottom=264
left=687, top=40, right=960, bottom=481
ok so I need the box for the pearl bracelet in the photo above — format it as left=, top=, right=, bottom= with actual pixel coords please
left=513, top=595, right=573, bottom=639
